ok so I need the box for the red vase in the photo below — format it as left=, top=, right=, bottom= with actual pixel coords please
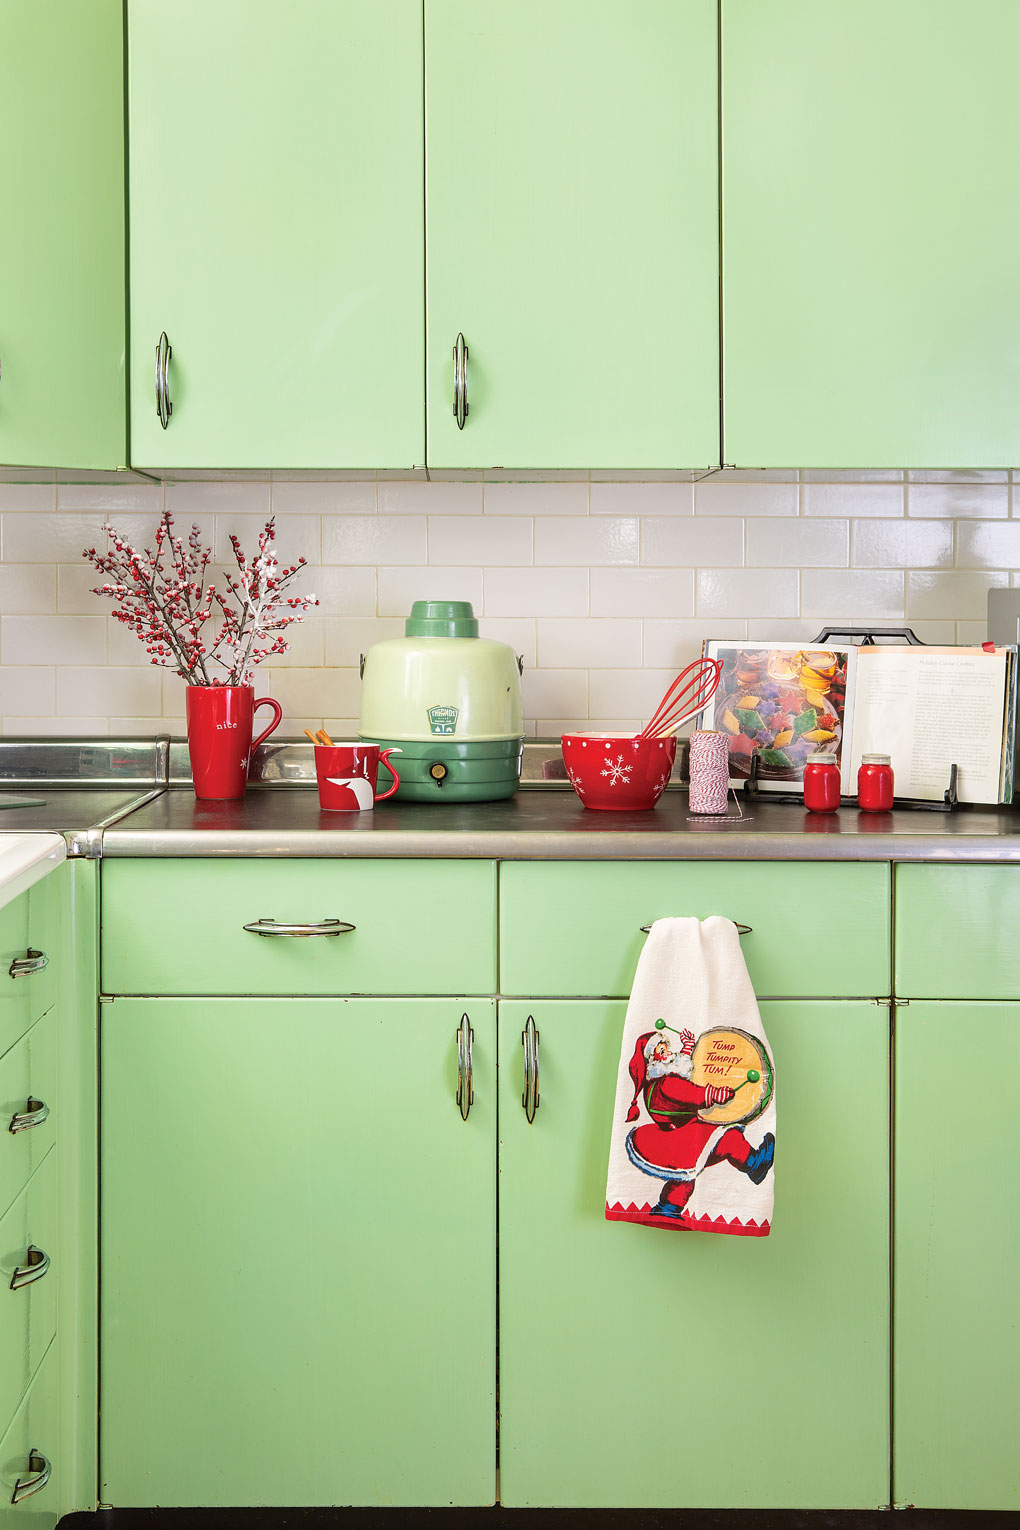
left=185, top=685, right=283, bottom=801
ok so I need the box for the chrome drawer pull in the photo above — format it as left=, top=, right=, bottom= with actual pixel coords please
left=9, top=949, right=47, bottom=978
left=456, top=1014, right=474, bottom=1122
left=639, top=921, right=752, bottom=935
left=521, top=1014, right=540, bottom=1124
left=10, top=1449, right=51, bottom=1504
left=452, top=332, right=469, bottom=429
left=155, top=330, right=173, bottom=429
left=242, top=918, right=355, bottom=938
left=10, top=1246, right=50, bottom=1291
left=8, top=1098, right=49, bottom=1135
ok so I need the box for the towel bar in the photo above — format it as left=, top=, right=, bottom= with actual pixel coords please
left=639, top=921, right=752, bottom=935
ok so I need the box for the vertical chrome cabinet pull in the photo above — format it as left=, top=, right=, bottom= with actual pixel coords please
left=456, top=1014, right=474, bottom=1121
left=521, top=1015, right=540, bottom=1123
left=8, top=949, right=47, bottom=979
left=8, top=1098, right=49, bottom=1135
left=452, top=332, right=469, bottom=429
left=155, top=331, right=173, bottom=429
left=10, top=1450, right=51, bottom=1504
left=9, top=1246, right=50, bottom=1291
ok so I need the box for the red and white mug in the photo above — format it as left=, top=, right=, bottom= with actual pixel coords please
left=186, top=684, right=283, bottom=801
left=315, top=742, right=401, bottom=811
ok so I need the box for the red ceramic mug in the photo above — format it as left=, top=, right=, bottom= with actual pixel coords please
left=315, top=742, right=401, bottom=811
left=186, top=684, right=283, bottom=801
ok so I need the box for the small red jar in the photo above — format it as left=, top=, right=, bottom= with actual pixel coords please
left=858, top=752, right=894, bottom=812
left=803, top=753, right=841, bottom=813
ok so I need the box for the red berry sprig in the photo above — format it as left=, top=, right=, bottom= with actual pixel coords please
left=83, top=511, right=317, bottom=685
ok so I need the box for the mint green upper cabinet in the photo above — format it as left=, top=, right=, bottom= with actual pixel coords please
left=425, top=1, right=720, bottom=470
left=723, top=0, right=1020, bottom=468
left=0, top=1, right=125, bottom=469
left=127, top=1, right=424, bottom=470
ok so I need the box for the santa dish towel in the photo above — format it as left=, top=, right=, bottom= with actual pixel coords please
left=605, top=916, right=776, bottom=1236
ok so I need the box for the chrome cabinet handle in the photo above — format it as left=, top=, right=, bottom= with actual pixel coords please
left=8, top=1098, right=49, bottom=1135
left=10, top=1246, right=50, bottom=1291
left=456, top=1014, right=474, bottom=1121
left=521, top=1014, right=540, bottom=1124
left=452, top=332, right=469, bottom=429
left=155, top=331, right=173, bottom=429
left=639, top=921, right=752, bottom=935
left=9, top=949, right=47, bottom=979
left=242, top=918, right=355, bottom=938
left=10, top=1450, right=51, bottom=1504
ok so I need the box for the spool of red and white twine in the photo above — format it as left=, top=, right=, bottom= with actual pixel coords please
left=688, top=729, right=730, bottom=814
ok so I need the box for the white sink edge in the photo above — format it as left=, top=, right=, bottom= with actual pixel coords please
left=0, top=832, right=67, bottom=913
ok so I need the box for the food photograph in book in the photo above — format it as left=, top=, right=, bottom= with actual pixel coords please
left=701, top=641, right=858, bottom=794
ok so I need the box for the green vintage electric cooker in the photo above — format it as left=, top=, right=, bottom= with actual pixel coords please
left=358, top=601, right=524, bottom=802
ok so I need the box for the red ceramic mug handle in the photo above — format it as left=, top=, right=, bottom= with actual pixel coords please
left=375, top=747, right=402, bottom=801
left=251, top=697, right=283, bottom=752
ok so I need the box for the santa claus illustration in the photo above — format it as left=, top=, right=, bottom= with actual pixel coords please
left=625, top=1026, right=775, bottom=1221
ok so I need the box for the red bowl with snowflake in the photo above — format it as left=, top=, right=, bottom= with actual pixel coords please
left=561, top=732, right=677, bottom=811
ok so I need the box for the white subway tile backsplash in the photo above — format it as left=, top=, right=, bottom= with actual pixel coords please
left=535, top=517, right=638, bottom=566
left=379, top=565, right=484, bottom=616
left=956, top=520, right=1020, bottom=569
left=2, top=615, right=107, bottom=666
left=697, top=568, right=799, bottom=620
left=430, top=515, right=532, bottom=566
left=908, top=569, right=1007, bottom=621
left=695, top=481, right=798, bottom=517
left=591, top=568, right=693, bottom=619
left=908, top=482, right=1009, bottom=519
left=323, top=516, right=427, bottom=565
left=0, top=468, right=1011, bottom=735
left=380, top=481, right=481, bottom=516
left=853, top=519, right=953, bottom=569
left=746, top=518, right=848, bottom=568
left=801, top=569, right=905, bottom=620
left=643, top=517, right=743, bottom=567
left=590, top=482, right=693, bottom=516
left=483, top=482, right=589, bottom=516
left=538, top=619, right=642, bottom=669
left=802, top=483, right=905, bottom=518
left=485, top=567, right=589, bottom=618
left=3, top=514, right=108, bottom=563
left=0, top=565, right=56, bottom=615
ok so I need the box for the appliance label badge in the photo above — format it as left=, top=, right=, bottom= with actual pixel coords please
left=427, top=706, right=459, bottom=735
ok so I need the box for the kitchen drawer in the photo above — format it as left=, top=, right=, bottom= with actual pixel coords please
left=0, top=1151, right=57, bottom=1437
left=0, top=875, right=59, bottom=1062
left=102, top=859, right=497, bottom=996
left=0, top=1336, right=59, bottom=1525
left=499, top=860, right=890, bottom=997
left=0, top=1013, right=56, bottom=1220
left=895, top=863, right=1020, bottom=999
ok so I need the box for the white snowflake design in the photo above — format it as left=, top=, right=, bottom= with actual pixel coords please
left=600, top=754, right=634, bottom=787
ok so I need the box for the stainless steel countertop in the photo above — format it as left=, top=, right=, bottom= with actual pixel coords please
left=100, top=786, right=1020, bottom=861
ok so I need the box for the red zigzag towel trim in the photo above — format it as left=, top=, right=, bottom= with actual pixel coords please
left=605, top=1201, right=771, bottom=1238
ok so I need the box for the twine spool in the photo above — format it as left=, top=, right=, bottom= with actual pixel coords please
left=688, top=729, right=730, bottom=814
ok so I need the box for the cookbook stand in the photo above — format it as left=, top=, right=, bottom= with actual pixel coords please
left=740, top=626, right=962, bottom=812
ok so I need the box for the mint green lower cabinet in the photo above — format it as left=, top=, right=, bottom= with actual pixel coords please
left=894, top=1001, right=1020, bottom=1509
left=497, top=999, right=890, bottom=1508
left=100, top=998, right=496, bottom=1507
left=0, top=1339, right=60, bottom=1530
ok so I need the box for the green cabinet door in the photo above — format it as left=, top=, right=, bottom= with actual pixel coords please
left=425, top=1, right=719, bottom=470
left=101, top=998, right=496, bottom=1507
left=128, top=1, right=424, bottom=469
left=498, top=999, right=890, bottom=1508
left=894, top=1001, right=1020, bottom=1509
left=723, top=0, right=1020, bottom=468
left=0, top=1, right=125, bottom=469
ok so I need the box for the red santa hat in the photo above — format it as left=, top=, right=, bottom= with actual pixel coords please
left=626, top=1032, right=656, bottom=1122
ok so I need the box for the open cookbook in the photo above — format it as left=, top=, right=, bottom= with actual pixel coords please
left=701, top=639, right=1018, bottom=805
